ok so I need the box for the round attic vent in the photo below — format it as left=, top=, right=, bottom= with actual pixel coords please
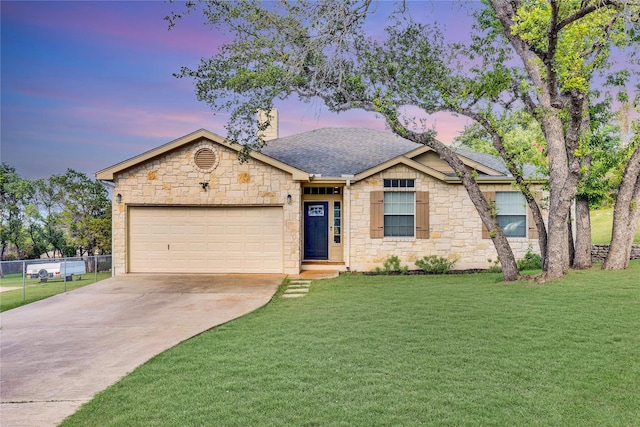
left=194, top=148, right=217, bottom=171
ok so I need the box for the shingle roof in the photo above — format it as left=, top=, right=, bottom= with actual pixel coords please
left=261, top=127, right=541, bottom=179
left=452, top=147, right=541, bottom=179
left=261, top=128, right=420, bottom=176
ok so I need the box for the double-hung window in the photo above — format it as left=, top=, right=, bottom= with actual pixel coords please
left=495, top=192, right=526, bottom=237
left=384, top=192, right=415, bottom=237
left=371, top=182, right=429, bottom=239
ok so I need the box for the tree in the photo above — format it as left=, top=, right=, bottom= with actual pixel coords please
left=57, top=169, right=111, bottom=256
left=456, top=97, right=628, bottom=271
left=454, top=111, right=547, bottom=170
left=23, top=204, right=49, bottom=259
left=572, top=96, right=628, bottom=269
left=488, top=0, right=639, bottom=280
left=454, top=110, right=550, bottom=267
left=0, top=166, right=112, bottom=262
left=34, top=175, right=69, bottom=257
left=0, top=163, right=35, bottom=260
left=168, top=0, right=639, bottom=281
left=604, top=122, right=640, bottom=269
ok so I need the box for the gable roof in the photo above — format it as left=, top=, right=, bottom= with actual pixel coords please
left=96, top=127, right=541, bottom=184
left=95, top=129, right=309, bottom=181
left=261, top=127, right=421, bottom=177
left=261, top=127, right=531, bottom=179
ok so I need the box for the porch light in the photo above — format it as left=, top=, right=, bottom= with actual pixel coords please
left=287, top=194, right=292, bottom=204
left=116, top=193, right=122, bottom=204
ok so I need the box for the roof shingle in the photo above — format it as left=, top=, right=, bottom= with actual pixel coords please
left=261, top=127, right=541, bottom=179
left=261, top=128, right=420, bottom=176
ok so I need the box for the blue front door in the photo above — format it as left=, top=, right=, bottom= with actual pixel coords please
left=304, top=201, right=328, bottom=260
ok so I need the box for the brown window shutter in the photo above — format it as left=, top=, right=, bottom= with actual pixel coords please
left=370, top=191, right=384, bottom=239
left=528, top=191, right=542, bottom=239
left=415, top=191, right=430, bottom=239
left=481, top=191, right=496, bottom=239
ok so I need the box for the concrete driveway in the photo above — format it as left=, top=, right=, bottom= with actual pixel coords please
left=0, top=274, right=284, bottom=427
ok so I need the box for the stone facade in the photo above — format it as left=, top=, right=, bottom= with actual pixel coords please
left=347, top=165, right=545, bottom=272
left=111, top=138, right=301, bottom=275
left=105, top=131, right=549, bottom=276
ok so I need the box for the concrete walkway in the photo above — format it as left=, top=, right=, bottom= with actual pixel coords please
left=0, top=274, right=283, bottom=427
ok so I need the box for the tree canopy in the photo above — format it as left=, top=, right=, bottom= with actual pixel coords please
left=0, top=165, right=111, bottom=261
left=168, top=0, right=640, bottom=281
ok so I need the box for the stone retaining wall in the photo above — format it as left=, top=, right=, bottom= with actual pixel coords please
left=591, top=244, right=640, bottom=262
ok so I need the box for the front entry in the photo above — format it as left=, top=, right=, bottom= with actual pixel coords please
left=304, top=201, right=328, bottom=260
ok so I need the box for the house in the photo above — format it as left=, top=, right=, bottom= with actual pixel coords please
left=96, top=125, right=545, bottom=276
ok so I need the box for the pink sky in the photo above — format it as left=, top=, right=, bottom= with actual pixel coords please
left=1, top=1, right=479, bottom=179
left=3, top=1, right=633, bottom=179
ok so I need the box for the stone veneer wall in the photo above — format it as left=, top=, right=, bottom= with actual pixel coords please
left=348, top=165, right=546, bottom=272
left=591, top=244, right=640, bottom=263
left=111, top=138, right=301, bottom=275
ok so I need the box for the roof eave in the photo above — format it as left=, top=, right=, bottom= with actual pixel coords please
left=443, top=175, right=547, bottom=184
left=95, top=129, right=309, bottom=182
left=403, top=145, right=506, bottom=176
left=354, top=156, right=449, bottom=182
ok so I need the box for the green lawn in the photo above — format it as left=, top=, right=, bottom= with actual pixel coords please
left=591, top=207, right=640, bottom=244
left=0, top=272, right=112, bottom=312
left=62, top=262, right=640, bottom=427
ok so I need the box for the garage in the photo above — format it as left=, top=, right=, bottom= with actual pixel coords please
left=128, top=206, right=284, bottom=273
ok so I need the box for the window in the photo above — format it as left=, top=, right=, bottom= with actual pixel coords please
left=333, top=201, right=341, bottom=243
left=371, top=191, right=429, bottom=239
left=495, top=192, right=526, bottom=237
left=303, top=187, right=341, bottom=195
left=384, top=179, right=415, bottom=188
left=384, top=192, right=415, bottom=237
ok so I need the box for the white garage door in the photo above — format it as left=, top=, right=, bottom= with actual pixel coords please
left=128, top=206, right=283, bottom=273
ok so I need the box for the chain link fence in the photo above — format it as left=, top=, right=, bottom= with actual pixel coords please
left=0, top=255, right=112, bottom=306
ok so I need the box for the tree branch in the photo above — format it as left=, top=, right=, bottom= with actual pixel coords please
left=556, top=0, right=621, bottom=31
left=457, top=108, right=548, bottom=263
left=580, top=14, right=618, bottom=59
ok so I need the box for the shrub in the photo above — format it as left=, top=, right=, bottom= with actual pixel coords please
left=487, top=257, right=502, bottom=273
left=517, top=245, right=543, bottom=271
left=415, top=255, right=458, bottom=274
left=373, top=255, right=408, bottom=275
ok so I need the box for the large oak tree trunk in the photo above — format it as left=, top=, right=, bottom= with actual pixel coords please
left=573, top=197, right=592, bottom=269
left=469, top=190, right=521, bottom=281
left=397, top=126, right=521, bottom=281
left=604, top=144, right=640, bottom=270
left=445, top=164, right=521, bottom=282
left=539, top=118, right=580, bottom=281
left=464, top=111, right=549, bottom=272
left=490, top=1, right=594, bottom=282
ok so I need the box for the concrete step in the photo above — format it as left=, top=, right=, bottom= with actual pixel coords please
left=284, top=288, right=309, bottom=294
left=282, top=280, right=312, bottom=298
left=289, top=280, right=312, bottom=285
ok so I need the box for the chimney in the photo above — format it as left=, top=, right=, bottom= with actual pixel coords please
left=257, top=109, right=279, bottom=141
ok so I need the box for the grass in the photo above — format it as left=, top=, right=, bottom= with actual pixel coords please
left=591, top=207, right=640, bottom=244
left=0, top=272, right=111, bottom=312
left=62, top=262, right=640, bottom=427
